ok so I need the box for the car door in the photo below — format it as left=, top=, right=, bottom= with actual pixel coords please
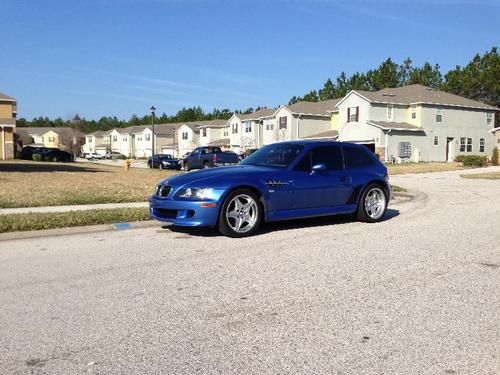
left=291, top=144, right=353, bottom=209
left=189, top=148, right=202, bottom=168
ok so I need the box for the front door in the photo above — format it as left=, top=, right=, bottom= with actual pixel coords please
left=446, top=137, right=454, bottom=162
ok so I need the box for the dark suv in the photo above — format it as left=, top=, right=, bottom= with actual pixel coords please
left=21, top=146, right=73, bottom=162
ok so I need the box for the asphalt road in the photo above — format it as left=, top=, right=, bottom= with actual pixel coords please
left=1, top=168, right=499, bottom=374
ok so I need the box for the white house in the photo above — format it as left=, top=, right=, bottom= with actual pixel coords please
left=272, top=99, right=340, bottom=143
left=176, top=123, right=200, bottom=157
left=81, top=130, right=110, bottom=155
left=193, top=119, right=229, bottom=148
left=334, top=84, right=498, bottom=162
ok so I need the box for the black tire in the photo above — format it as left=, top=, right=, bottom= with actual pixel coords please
left=203, top=161, right=209, bottom=169
left=357, top=183, right=388, bottom=223
left=159, top=163, right=164, bottom=170
left=185, top=162, right=191, bottom=171
left=217, top=189, right=262, bottom=238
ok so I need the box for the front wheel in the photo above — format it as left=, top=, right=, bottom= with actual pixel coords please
left=218, top=189, right=262, bottom=237
left=357, top=183, right=388, bottom=222
left=184, top=162, right=191, bottom=171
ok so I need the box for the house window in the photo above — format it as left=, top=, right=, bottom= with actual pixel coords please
left=48, top=137, right=55, bottom=142
left=411, top=105, right=417, bottom=119
left=387, top=105, right=393, bottom=120
left=145, top=133, right=151, bottom=141
left=137, top=136, right=142, bottom=141
left=348, top=106, right=359, bottom=122
left=467, top=138, right=473, bottom=152
left=486, top=113, right=492, bottom=126
left=182, top=132, right=188, bottom=140
left=479, top=138, right=485, bottom=152
left=434, top=136, right=439, bottom=146
left=266, top=122, right=274, bottom=131
left=223, top=128, right=229, bottom=137
left=42, top=137, right=44, bottom=142
left=460, top=137, right=466, bottom=152
left=232, top=123, right=238, bottom=134
left=245, top=121, right=252, bottom=133
left=436, top=107, right=443, bottom=123
left=202, top=128, right=207, bottom=137
left=279, top=116, right=287, bottom=129
left=87, top=137, right=92, bottom=143
left=113, top=135, right=118, bottom=142
left=123, top=136, right=127, bottom=142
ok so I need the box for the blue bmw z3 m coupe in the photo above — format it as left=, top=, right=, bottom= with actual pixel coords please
left=149, top=141, right=392, bottom=237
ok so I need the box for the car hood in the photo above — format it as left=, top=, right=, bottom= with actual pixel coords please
left=159, top=165, right=281, bottom=188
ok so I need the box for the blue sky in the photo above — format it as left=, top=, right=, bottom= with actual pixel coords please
left=1, top=0, right=499, bottom=121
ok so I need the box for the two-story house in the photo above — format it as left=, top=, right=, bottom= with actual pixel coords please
left=273, top=99, right=340, bottom=143
left=176, top=122, right=200, bottom=157
left=17, top=127, right=84, bottom=154
left=81, top=130, right=110, bottom=156
left=335, top=84, right=498, bottom=162
left=238, top=108, right=276, bottom=149
left=0, top=92, right=17, bottom=159
left=195, top=119, right=229, bottom=149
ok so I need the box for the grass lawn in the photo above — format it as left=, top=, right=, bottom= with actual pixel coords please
left=0, top=161, right=179, bottom=208
left=387, top=162, right=464, bottom=175
left=461, top=172, right=500, bottom=180
left=0, top=207, right=150, bottom=233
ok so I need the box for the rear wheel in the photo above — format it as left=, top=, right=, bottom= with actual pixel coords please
left=184, top=162, right=191, bottom=171
left=218, top=189, right=262, bottom=237
left=203, top=161, right=209, bottom=169
left=357, top=183, right=387, bottom=222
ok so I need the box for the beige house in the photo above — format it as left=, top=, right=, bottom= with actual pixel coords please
left=16, top=127, right=84, bottom=154
left=81, top=130, right=110, bottom=155
left=335, top=84, right=498, bottom=162
left=491, top=127, right=500, bottom=148
left=195, top=119, right=229, bottom=148
left=0, top=92, right=17, bottom=160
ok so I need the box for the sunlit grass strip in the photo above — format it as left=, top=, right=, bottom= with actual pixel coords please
left=0, top=208, right=150, bottom=233
left=387, top=162, right=464, bottom=175
left=461, top=172, right=500, bottom=180
left=392, top=185, right=407, bottom=193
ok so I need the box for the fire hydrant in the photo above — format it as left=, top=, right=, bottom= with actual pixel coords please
left=124, top=159, right=131, bottom=172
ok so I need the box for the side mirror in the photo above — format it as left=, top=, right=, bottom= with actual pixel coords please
left=311, top=163, right=326, bottom=175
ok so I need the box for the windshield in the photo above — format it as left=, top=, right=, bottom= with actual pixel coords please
left=241, top=143, right=304, bottom=168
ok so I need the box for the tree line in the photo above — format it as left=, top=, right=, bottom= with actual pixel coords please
left=16, top=47, right=498, bottom=133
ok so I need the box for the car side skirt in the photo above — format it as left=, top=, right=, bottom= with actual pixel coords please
left=266, top=204, right=357, bottom=222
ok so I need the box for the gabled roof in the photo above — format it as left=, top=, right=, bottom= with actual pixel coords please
left=238, top=108, right=275, bottom=121
left=302, top=130, right=339, bottom=139
left=367, top=120, right=425, bottom=132
left=280, top=99, right=341, bottom=117
left=339, top=84, right=498, bottom=111
left=17, top=127, right=85, bottom=139
left=188, top=119, right=229, bottom=129
left=209, top=137, right=230, bottom=145
left=0, top=92, right=16, bottom=102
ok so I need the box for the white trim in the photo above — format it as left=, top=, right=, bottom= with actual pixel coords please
left=366, top=121, right=424, bottom=132
left=334, top=90, right=372, bottom=108
left=1, top=127, right=5, bottom=160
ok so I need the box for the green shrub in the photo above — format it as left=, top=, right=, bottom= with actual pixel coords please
left=43, top=156, right=52, bottom=162
left=32, top=153, right=42, bottom=162
left=461, top=155, right=487, bottom=167
left=493, top=147, right=499, bottom=166
left=454, top=155, right=466, bottom=163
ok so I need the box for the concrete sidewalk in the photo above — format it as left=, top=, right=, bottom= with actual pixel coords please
left=0, top=201, right=148, bottom=215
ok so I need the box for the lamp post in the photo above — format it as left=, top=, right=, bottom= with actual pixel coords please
left=150, top=105, right=156, bottom=156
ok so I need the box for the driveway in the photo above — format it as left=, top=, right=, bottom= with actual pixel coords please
left=0, top=168, right=499, bottom=374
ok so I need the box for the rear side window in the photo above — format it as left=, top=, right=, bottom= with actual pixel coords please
left=294, top=145, right=343, bottom=171
left=342, top=145, right=376, bottom=169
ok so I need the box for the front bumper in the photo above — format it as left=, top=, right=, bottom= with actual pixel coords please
left=149, top=195, right=220, bottom=227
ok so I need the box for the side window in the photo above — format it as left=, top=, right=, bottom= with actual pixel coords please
left=294, top=151, right=311, bottom=172
left=342, top=145, right=376, bottom=169
left=311, top=145, right=343, bottom=171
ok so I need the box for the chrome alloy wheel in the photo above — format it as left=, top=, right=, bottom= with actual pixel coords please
left=364, top=187, right=386, bottom=220
left=225, top=194, right=258, bottom=234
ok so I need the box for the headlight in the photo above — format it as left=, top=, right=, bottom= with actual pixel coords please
left=177, top=187, right=213, bottom=200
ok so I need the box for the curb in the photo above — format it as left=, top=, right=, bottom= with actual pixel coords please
left=0, top=220, right=158, bottom=242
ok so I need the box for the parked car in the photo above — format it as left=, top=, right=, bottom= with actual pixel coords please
left=149, top=141, right=392, bottom=237
left=85, top=152, right=104, bottom=160
left=182, top=146, right=239, bottom=171
left=238, top=148, right=258, bottom=161
left=105, top=151, right=125, bottom=159
left=21, top=146, right=73, bottom=162
left=147, top=154, right=182, bottom=170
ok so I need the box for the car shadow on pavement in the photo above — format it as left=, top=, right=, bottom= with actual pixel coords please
left=0, top=161, right=107, bottom=173
left=164, top=208, right=400, bottom=238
